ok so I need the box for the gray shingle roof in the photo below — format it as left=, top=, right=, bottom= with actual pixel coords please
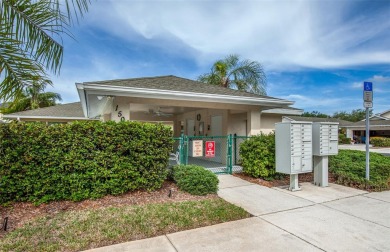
left=285, top=116, right=352, bottom=127
left=3, top=102, right=86, bottom=118
left=83, top=75, right=285, bottom=101
left=347, top=120, right=390, bottom=127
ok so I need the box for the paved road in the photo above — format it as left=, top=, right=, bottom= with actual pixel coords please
left=339, top=144, right=390, bottom=155
left=85, top=175, right=390, bottom=252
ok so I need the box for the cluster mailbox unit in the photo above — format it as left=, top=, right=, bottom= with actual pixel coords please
left=312, top=122, right=339, bottom=187
left=275, top=121, right=339, bottom=191
left=275, top=121, right=313, bottom=191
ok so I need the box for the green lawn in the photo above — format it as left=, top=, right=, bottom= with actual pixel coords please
left=329, top=150, right=390, bottom=191
left=0, top=198, right=250, bottom=252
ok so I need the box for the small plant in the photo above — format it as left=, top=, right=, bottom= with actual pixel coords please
left=370, top=137, right=390, bottom=147
left=339, top=134, right=351, bottom=144
left=239, top=133, right=276, bottom=178
left=173, top=165, right=219, bottom=195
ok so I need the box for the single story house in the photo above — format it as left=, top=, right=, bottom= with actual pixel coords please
left=3, top=75, right=303, bottom=137
left=75, top=75, right=302, bottom=137
left=344, top=109, right=390, bottom=140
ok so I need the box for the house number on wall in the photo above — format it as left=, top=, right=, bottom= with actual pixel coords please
left=115, top=105, right=125, bottom=121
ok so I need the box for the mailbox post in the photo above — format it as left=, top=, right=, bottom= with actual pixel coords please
left=276, top=122, right=313, bottom=191
left=312, top=122, right=339, bottom=187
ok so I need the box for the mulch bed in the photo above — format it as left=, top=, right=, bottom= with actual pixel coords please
left=234, top=172, right=337, bottom=188
left=0, top=181, right=217, bottom=238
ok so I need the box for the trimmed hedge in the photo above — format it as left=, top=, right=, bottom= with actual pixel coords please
left=370, top=137, right=390, bottom=147
left=0, top=121, right=173, bottom=204
left=239, top=133, right=276, bottom=178
left=339, top=134, right=351, bottom=144
left=173, top=165, right=218, bottom=195
left=329, top=150, right=390, bottom=191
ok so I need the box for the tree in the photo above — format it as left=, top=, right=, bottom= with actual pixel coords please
left=0, top=0, right=90, bottom=101
left=301, top=111, right=329, bottom=118
left=1, top=79, right=62, bottom=114
left=333, top=109, right=372, bottom=122
left=198, top=54, right=267, bottom=95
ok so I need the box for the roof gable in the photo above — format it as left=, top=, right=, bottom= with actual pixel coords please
left=81, top=75, right=286, bottom=100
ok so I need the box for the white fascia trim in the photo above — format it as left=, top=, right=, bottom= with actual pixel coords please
left=80, top=83, right=294, bottom=106
left=262, top=108, right=303, bottom=115
left=3, top=115, right=97, bottom=120
left=76, top=83, right=89, bottom=117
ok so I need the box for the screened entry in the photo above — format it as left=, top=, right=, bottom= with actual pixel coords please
left=171, top=134, right=249, bottom=174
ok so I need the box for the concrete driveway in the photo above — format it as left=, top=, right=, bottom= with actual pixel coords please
left=86, top=175, right=390, bottom=252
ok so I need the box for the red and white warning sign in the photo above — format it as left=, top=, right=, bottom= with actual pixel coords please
left=205, top=141, right=215, bottom=158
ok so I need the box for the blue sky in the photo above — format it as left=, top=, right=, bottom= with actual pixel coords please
left=48, top=0, right=390, bottom=115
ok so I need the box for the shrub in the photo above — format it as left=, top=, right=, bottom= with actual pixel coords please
left=339, top=134, right=351, bottom=144
left=239, top=133, right=276, bottom=178
left=173, top=165, right=218, bottom=195
left=0, top=121, right=173, bottom=204
left=329, top=150, right=390, bottom=191
left=370, top=137, right=390, bottom=147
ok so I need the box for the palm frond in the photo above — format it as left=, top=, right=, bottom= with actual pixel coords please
left=1, top=0, right=65, bottom=73
left=0, top=0, right=91, bottom=101
left=0, top=25, right=47, bottom=100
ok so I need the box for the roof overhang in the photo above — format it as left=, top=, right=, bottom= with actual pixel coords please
left=3, top=115, right=97, bottom=120
left=262, top=108, right=303, bottom=115
left=76, top=82, right=295, bottom=118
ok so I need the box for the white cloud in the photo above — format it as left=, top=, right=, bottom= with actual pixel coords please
left=82, top=0, right=390, bottom=71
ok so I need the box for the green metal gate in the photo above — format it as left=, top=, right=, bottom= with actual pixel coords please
left=171, top=134, right=249, bottom=174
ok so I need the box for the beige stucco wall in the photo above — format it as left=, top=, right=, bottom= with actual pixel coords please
left=228, top=112, right=247, bottom=136
left=260, top=114, right=283, bottom=134
left=176, top=108, right=228, bottom=137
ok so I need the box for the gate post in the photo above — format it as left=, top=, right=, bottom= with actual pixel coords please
left=227, top=134, right=233, bottom=174
left=179, top=134, right=188, bottom=165
left=183, top=135, right=189, bottom=165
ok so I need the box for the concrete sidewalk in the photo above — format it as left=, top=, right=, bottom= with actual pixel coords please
left=85, top=175, right=390, bottom=252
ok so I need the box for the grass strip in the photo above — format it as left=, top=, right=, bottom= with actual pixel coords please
left=0, top=198, right=250, bottom=252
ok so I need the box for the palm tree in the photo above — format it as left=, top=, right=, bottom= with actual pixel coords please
left=198, top=54, right=267, bottom=95
left=1, top=79, right=62, bottom=114
left=0, top=0, right=90, bottom=101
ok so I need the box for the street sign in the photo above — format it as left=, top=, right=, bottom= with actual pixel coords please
left=364, top=102, right=373, bottom=108
left=364, top=82, right=373, bottom=91
left=192, top=140, right=203, bottom=157
left=205, top=141, right=215, bottom=158
left=363, top=81, right=373, bottom=102
left=363, top=81, right=373, bottom=181
left=363, top=91, right=373, bottom=102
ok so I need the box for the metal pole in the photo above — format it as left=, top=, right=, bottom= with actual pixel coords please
left=365, top=107, right=370, bottom=180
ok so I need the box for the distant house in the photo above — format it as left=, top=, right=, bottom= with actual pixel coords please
left=343, top=109, right=390, bottom=141
left=2, top=102, right=96, bottom=124
left=282, top=115, right=351, bottom=127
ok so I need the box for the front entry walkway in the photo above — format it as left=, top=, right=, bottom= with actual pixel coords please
left=85, top=175, right=390, bottom=252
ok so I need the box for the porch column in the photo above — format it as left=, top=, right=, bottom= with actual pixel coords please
left=247, top=110, right=261, bottom=136
left=346, top=128, right=353, bottom=139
